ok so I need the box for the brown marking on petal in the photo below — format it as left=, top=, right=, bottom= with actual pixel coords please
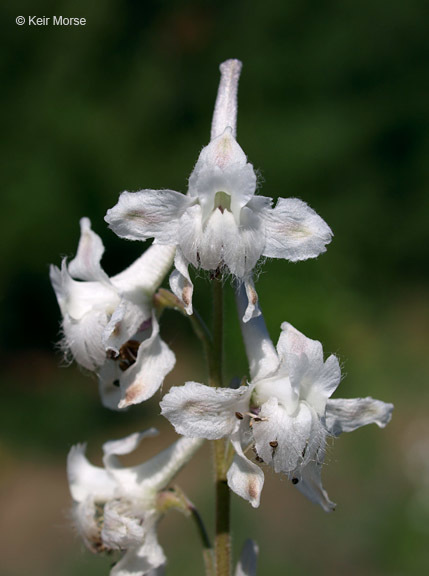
left=182, top=285, right=192, bottom=308
left=124, top=384, right=141, bottom=404
left=247, top=284, right=258, bottom=306
left=269, top=440, right=278, bottom=448
left=248, top=477, right=259, bottom=502
left=235, top=411, right=244, bottom=420
left=126, top=210, right=160, bottom=224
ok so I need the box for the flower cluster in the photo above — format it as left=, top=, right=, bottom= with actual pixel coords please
left=51, top=59, right=393, bottom=575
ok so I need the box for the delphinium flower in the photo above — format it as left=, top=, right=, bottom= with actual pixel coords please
left=160, top=287, right=394, bottom=510
left=68, top=430, right=203, bottom=576
left=105, top=59, right=332, bottom=322
left=50, top=217, right=175, bottom=409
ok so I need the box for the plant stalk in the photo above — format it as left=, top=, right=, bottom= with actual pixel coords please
left=210, top=275, right=231, bottom=576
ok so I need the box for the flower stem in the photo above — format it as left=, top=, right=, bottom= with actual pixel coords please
left=210, top=274, right=231, bottom=576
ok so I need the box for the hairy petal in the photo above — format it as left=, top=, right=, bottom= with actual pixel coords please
left=105, top=190, right=191, bottom=243
left=325, top=397, right=394, bottom=436
left=67, top=444, right=115, bottom=503
left=160, top=382, right=252, bottom=440
left=111, top=528, right=166, bottom=576
left=253, top=397, right=314, bottom=474
left=262, top=198, right=332, bottom=261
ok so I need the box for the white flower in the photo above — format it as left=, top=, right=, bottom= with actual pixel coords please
left=50, top=217, right=176, bottom=409
left=160, top=288, right=393, bottom=511
left=105, top=59, right=332, bottom=323
left=68, top=430, right=203, bottom=576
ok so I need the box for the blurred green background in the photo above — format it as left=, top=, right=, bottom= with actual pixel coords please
left=1, top=0, right=429, bottom=574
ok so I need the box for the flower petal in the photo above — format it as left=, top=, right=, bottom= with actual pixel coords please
left=68, top=218, right=110, bottom=283
left=103, top=298, right=150, bottom=354
left=262, top=198, right=333, bottom=262
left=325, top=397, right=394, bottom=436
left=98, top=360, right=123, bottom=410
left=236, top=284, right=279, bottom=380
left=105, top=433, right=203, bottom=496
left=134, top=437, right=204, bottom=494
left=293, top=458, right=336, bottom=512
left=61, top=311, right=108, bottom=371
left=112, top=244, right=175, bottom=295
left=67, top=444, right=115, bottom=502
left=211, top=59, right=242, bottom=140
left=169, top=249, right=194, bottom=315
left=160, top=382, right=251, bottom=440
left=228, top=431, right=264, bottom=508
left=252, top=397, right=314, bottom=473
left=111, top=528, right=166, bottom=576
left=235, top=539, right=259, bottom=576
left=241, top=277, right=261, bottom=324
left=105, top=190, right=192, bottom=243
left=277, top=322, right=324, bottom=366
left=117, top=315, right=176, bottom=408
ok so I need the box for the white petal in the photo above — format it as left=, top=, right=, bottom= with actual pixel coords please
left=228, top=431, right=264, bottom=508
left=67, top=444, right=115, bottom=502
left=98, top=360, right=123, bottom=410
left=236, top=284, right=278, bottom=380
left=72, top=499, right=102, bottom=552
left=252, top=397, right=314, bottom=474
left=325, top=397, right=394, bottom=436
left=102, top=430, right=159, bottom=491
left=235, top=539, right=259, bottom=576
left=105, top=189, right=192, bottom=243
left=211, top=59, right=242, bottom=140
left=242, top=277, right=261, bottom=324
left=102, top=501, right=145, bottom=549
left=112, top=244, right=175, bottom=295
left=190, top=159, right=257, bottom=225
left=277, top=322, right=324, bottom=365
left=111, top=528, right=166, bottom=576
left=262, top=198, right=333, bottom=261
left=160, top=382, right=251, bottom=440
left=135, top=437, right=204, bottom=494
left=106, top=433, right=203, bottom=497
left=61, top=312, right=108, bottom=371
left=169, top=249, right=194, bottom=315
left=68, top=218, right=110, bottom=283
left=103, top=298, right=150, bottom=354
left=118, top=315, right=176, bottom=408
left=51, top=260, right=117, bottom=321
left=294, top=458, right=336, bottom=512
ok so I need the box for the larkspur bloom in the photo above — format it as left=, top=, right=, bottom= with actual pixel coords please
left=105, top=59, right=332, bottom=323
left=50, top=218, right=175, bottom=409
left=160, top=287, right=393, bottom=510
left=68, top=430, right=203, bottom=576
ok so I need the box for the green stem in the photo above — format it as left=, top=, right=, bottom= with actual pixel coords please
left=210, top=275, right=231, bottom=576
